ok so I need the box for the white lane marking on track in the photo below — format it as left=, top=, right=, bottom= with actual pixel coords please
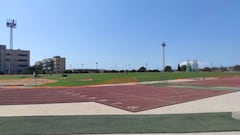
left=98, top=99, right=109, bottom=102
left=88, top=97, right=97, bottom=100
left=79, top=95, right=87, bottom=98
left=127, top=106, right=140, bottom=110
left=111, top=102, right=123, bottom=105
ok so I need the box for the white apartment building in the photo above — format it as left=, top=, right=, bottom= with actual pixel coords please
left=36, top=56, right=66, bottom=73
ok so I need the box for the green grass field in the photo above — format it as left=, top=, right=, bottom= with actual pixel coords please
left=0, top=112, right=239, bottom=135
left=0, top=72, right=240, bottom=86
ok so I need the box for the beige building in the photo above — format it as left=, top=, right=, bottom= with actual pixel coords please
left=36, top=56, right=65, bottom=73
left=0, top=45, right=30, bottom=74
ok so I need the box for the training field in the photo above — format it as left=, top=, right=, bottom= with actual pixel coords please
left=0, top=72, right=239, bottom=134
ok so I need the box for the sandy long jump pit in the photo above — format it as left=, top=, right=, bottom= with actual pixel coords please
left=0, top=85, right=234, bottom=112
left=0, top=78, right=56, bottom=87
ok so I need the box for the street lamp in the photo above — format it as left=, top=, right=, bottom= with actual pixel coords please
left=162, top=42, right=166, bottom=71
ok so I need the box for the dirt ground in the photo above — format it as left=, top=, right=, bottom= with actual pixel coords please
left=0, top=78, right=56, bottom=88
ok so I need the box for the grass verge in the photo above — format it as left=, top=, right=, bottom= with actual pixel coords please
left=150, top=83, right=240, bottom=91
left=0, top=112, right=239, bottom=135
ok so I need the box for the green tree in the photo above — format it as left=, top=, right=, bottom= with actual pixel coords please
left=138, top=66, right=146, bottom=72
left=21, top=64, right=45, bottom=74
left=164, top=65, right=173, bottom=72
left=181, top=65, right=187, bottom=72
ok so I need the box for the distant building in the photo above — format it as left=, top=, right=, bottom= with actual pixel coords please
left=180, top=60, right=199, bottom=72
left=36, top=56, right=66, bottom=73
left=0, top=44, right=30, bottom=74
left=191, top=60, right=199, bottom=72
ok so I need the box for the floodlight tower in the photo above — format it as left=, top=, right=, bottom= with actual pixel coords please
left=162, top=42, right=166, bottom=71
left=6, top=19, right=17, bottom=50
left=6, top=19, right=17, bottom=74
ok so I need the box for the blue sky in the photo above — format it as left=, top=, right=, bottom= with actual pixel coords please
left=0, top=0, right=239, bottom=70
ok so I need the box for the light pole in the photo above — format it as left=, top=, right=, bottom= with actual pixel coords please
left=6, top=19, right=17, bottom=74
left=115, top=65, right=117, bottom=70
left=162, top=42, right=166, bottom=71
left=96, top=62, right=98, bottom=70
left=145, top=63, right=148, bottom=72
left=6, top=19, right=16, bottom=50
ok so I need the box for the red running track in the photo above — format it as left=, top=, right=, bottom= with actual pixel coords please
left=0, top=85, right=233, bottom=112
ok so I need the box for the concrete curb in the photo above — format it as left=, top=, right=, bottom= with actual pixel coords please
left=82, top=132, right=240, bottom=135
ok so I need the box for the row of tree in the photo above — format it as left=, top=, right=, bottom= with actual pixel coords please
left=15, top=64, right=240, bottom=74
left=232, top=65, right=240, bottom=71
left=201, top=65, right=240, bottom=72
